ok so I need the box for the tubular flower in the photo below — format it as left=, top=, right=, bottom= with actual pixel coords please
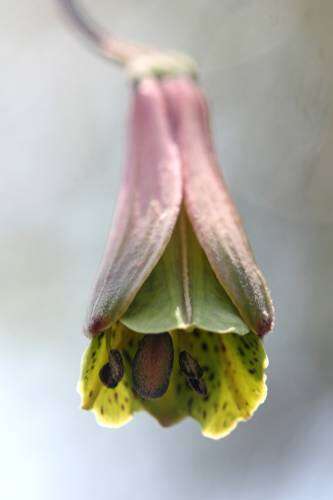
left=78, top=56, right=274, bottom=439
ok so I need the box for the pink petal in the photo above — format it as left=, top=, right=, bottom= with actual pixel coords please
left=87, top=78, right=182, bottom=336
left=162, top=78, right=274, bottom=336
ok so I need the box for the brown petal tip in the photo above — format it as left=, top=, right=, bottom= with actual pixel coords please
left=255, top=307, right=275, bottom=337
left=86, top=316, right=110, bottom=337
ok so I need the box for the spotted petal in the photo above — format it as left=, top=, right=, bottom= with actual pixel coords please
left=87, top=78, right=182, bottom=336
left=143, top=330, right=268, bottom=438
left=79, top=326, right=267, bottom=437
left=78, top=325, right=143, bottom=427
left=162, top=78, right=274, bottom=336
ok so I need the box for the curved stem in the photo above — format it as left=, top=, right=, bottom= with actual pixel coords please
left=57, top=0, right=154, bottom=66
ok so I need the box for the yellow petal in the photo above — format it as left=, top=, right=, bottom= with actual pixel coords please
left=78, top=325, right=143, bottom=428
left=143, top=330, right=268, bottom=439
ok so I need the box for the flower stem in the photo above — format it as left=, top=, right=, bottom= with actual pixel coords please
left=57, top=0, right=155, bottom=66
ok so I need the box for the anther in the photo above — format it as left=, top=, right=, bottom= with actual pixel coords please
left=132, top=333, right=174, bottom=400
left=186, top=377, right=208, bottom=398
left=99, top=349, right=124, bottom=388
left=179, top=350, right=208, bottom=398
left=179, top=351, right=203, bottom=379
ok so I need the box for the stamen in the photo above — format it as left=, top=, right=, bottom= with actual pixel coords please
left=179, top=350, right=203, bottom=379
left=99, top=349, right=124, bottom=388
left=179, top=350, right=208, bottom=398
left=186, top=377, right=208, bottom=398
left=132, top=333, right=174, bottom=400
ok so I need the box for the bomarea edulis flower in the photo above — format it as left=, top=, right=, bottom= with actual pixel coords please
left=59, top=2, right=274, bottom=439
left=76, top=54, right=274, bottom=439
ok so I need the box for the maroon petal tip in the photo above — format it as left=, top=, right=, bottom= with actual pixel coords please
left=86, top=316, right=109, bottom=337
left=256, top=313, right=275, bottom=337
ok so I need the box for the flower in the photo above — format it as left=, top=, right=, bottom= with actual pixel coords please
left=78, top=58, right=274, bottom=439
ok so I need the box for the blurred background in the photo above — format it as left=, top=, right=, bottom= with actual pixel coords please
left=1, top=0, right=332, bottom=499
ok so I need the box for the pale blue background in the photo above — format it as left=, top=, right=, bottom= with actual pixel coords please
left=1, top=1, right=332, bottom=499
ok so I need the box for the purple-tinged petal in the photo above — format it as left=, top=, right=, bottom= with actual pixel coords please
left=87, top=79, right=182, bottom=336
left=162, top=78, right=274, bottom=336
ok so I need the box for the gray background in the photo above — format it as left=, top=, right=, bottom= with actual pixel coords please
left=1, top=1, right=333, bottom=499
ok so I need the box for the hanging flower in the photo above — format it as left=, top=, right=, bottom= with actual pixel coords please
left=77, top=53, right=274, bottom=439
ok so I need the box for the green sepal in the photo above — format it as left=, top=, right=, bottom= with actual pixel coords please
left=121, top=212, right=249, bottom=335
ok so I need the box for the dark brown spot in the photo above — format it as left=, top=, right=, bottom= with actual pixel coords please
left=242, top=340, right=250, bottom=350
left=201, top=342, right=208, bottom=352
left=123, top=350, right=132, bottom=364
